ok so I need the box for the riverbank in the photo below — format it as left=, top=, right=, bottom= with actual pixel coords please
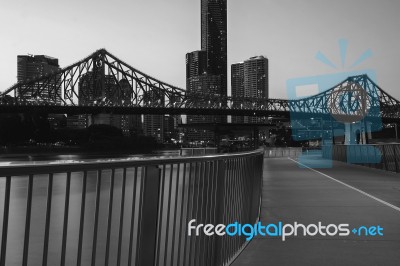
left=0, top=145, right=180, bottom=160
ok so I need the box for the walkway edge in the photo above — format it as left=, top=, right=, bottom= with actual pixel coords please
left=288, top=158, right=400, bottom=213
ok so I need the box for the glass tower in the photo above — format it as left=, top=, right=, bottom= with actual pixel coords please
left=201, top=0, right=227, bottom=97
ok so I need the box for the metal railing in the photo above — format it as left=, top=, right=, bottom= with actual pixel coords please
left=264, top=147, right=303, bottom=158
left=325, top=144, right=400, bottom=173
left=179, top=148, right=218, bottom=156
left=0, top=149, right=264, bottom=266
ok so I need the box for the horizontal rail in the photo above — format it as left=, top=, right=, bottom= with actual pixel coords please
left=264, top=147, right=302, bottom=158
left=324, top=144, right=400, bottom=173
left=0, top=149, right=260, bottom=176
left=180, top=148, right=218, bottom=156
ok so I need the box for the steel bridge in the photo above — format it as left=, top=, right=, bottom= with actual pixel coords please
left=1, top=49, right=400, bottom=122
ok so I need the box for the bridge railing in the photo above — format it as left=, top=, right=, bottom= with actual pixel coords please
left=264, top=147, right=303, bottom=158
left=179, top=148, right=218, bottom=156
left=0, top=149, right=264, bottom=266
left=325, top=144, right=400, bottom=173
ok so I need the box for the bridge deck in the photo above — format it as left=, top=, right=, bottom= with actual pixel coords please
left=233, top=157, right=400, bottom=266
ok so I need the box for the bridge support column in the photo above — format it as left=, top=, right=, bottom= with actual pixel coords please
left=363, top=120, right=370, bottom=144
left=330, top=118, right=335, bottom=145
left=214, top=125, right=221, bottom=153
left=345, top=123, right=354, bottom=144
left=88, top=115, right=94, bottom=127
left=361, top=121, right=367, bottom=144
left=253, top=127, right=259, bottom=149
left=345, top=122, right=369, bottom=145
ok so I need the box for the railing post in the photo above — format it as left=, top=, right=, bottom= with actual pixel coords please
left=249, top=156, right=262, bottom=223
left=382, top=145, right=388, bottom=170
left=22, top=175, right=33, bottom=266
left=393, top=144, right=399, bottom=173
left=43, top=174, right=54, bottom=266
left=213, top=160, right=226, bottom=266
left=0, top=176, right=11, bottom=266
left=136, top=165, right=162, bottom=266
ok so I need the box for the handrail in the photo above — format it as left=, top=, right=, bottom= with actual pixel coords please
left=325, top=144, right=400, bottom=173
left=0, top=149, right=263, bottom=176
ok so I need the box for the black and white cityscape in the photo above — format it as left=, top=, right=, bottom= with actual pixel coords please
left=0, top=0, right=400, bottom=265
left=1, top=0, right=273, bottom=152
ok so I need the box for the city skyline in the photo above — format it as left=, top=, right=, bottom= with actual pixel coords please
left=1, top=0, right=400, bottom=99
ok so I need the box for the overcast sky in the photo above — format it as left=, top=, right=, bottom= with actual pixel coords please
left=1, top=0, right=400, bottom=99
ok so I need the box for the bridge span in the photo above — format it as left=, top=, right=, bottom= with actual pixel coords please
left=1, top=49, right=400, bottom=123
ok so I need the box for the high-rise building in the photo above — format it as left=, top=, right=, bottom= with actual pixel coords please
left=186, top=50, right=207, bottom=90
left=17, top=55, right=59, bottom=82
left=186, top=75, right=222, bottom=141
left=78, top=71, right=117, bottom=105
left=201, top=0, right=227, bottom=96
left=187, top=74, right=221, bottom=95
left=186, top=0, right=227, bottom=96
left=77, top=71, right=113, bottom=130
left=17, top=54, right=61, bottom=103
left=142, top=90, right=165, bottom=142
left=120, top=79, right=141, bottom=136
left=244, top=56, right=269, bottom=99
left=231, top=63, right=244, bottom=99
left=164, top=115, right=178, bottom=142
left=143, top=115, right=164, bottom=142
left=17, top=54, right=63, bottom=132
left=231, top=56, right=269, bottom=123
left=185, top=0, right=228, bottom=142
left=76, top=72, right=135, bottom=135
left=231, top=62, right=245, bottom=123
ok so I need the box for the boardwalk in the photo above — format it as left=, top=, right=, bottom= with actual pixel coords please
left=233, top=157, right=400, bottom=266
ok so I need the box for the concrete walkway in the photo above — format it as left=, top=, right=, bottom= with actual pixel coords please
left=232, top=158, right=400, bottom=266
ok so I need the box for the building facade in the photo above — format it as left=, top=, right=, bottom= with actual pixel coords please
left=231, top=62, right=245, bottom=123
left=186, top=50, right=207, bottom=90
left=185, top=0, right=228, bottom=142
left=17, top=54, right=61, bottom=103
left=143, top=115, right=164, bottom=142
left=17, top=54, right=59, bottom=82
left=78, top=71, right=117, bottom=105
left=231, top=56, right=269, bottom=123
left=186, top=0, right=228, bottom=96
left=76, top=72, right=136, bottom=135
left=243, top=56, right=269, bottom=99
left=142, top=90, right=165, bottom=142
left=201, top=0, right=228, bottom=96
left=186, top=75, right=222, bottom=141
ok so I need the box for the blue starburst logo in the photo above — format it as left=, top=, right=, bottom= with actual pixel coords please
left=316, top=39, right=373, bottom=69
